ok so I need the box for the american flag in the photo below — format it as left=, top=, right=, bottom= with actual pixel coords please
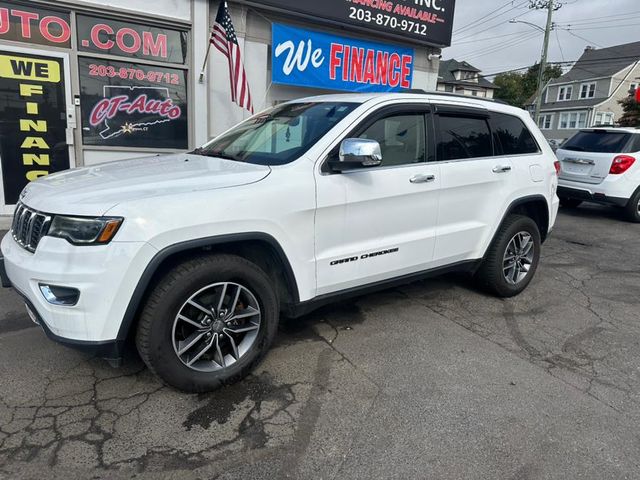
left=210, top=2, right=254, bottom=113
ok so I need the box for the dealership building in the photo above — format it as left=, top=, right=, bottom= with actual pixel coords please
left=0, top=0, right=455, bottom=216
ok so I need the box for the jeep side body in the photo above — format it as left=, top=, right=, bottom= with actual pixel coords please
left=1, top=93, right=560, bottom=392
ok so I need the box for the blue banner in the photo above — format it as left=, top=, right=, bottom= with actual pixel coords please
left=271, top=23, right=414, bottom=93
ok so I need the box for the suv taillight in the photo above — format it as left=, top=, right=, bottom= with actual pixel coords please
left=554, top=160, right=561, bottom=176
left=610, top=155, right=636, bottom=175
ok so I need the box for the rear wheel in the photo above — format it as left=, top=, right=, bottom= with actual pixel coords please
left=475, top=215, right=541, bottom=297
left=559, top=196, right=582, bottom=208
left=623, top=189, right=640, bottom=223
left=136, top=254, right=279, bottom=392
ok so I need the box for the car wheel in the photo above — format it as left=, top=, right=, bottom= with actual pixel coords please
left=136, top=254, right=279, bottom=392
left=559, top=197, right=582, bottom=208
left=475, top=214, right=541, bottom=297
left=623, top=189, right=640, bottom=223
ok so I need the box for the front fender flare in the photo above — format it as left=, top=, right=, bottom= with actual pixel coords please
left=115, top=232, right=299, bottom=343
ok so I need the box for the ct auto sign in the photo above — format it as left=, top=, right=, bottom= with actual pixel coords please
left=238, top=0, right=455, bottom=47
left=272, top=24, right=414, bottom=92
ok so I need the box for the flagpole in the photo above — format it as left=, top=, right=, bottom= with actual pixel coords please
left=198, top=37, right=213, bottom=83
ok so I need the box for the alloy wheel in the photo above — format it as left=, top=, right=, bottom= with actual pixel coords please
left=502, top=231, right=535, bottom=286
left=172, top=282, right=261, bottom=372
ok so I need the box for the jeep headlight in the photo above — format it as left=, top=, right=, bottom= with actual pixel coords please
left=47, top=216, right=123, bottom=245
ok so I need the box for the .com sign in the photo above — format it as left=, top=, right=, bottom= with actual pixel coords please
left=271, top=23, right=414, bottom=93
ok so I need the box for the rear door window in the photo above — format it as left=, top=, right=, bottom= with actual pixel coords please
left=490, top=113, right=539, bottom=155
left=437, top=115, right=493, bottom=161
left=561, top=131, right=632, bottom=153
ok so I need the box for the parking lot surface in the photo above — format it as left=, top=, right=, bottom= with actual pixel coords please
left=1, top=206, right=640, bottom=479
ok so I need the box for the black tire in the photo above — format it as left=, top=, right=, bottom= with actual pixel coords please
left=135, top=254, right=279, bottom=393
left=559, top=196, right=582, bottom=208
left=475, top=214, right=541, bottom=298
left=623, top=189, right=640, bottom=223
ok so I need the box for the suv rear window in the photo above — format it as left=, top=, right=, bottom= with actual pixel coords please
left=562, top=131, right=632, bottom=153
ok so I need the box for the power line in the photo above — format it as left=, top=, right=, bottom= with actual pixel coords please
left=454, top=0, right=519, bottom=34
left=555, top=10, right=640, bottom=26
left=565, top=23, right=640, bottom=31
left=454, top=4, right=532, bottom=41
left=454, top=29, right=540, bottom=59
left=555, top=28, right=565, bottom=62
left=453, top=31, right=525, bottom=46
left=463, top=31, right=542, bottom=62
left=557, top=27, right=603, bottom=48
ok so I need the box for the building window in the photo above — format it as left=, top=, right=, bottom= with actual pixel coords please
left=472, top=91, right=478, bottom=96
left=559, top=112, right=588, bottom=129
left=538, top=114, right=554, bottom=130
left=558, top=86, right=573, bottom=101
left=594, top=112, right=614, bottom=126
left=580, top=82, right=596, bottom=99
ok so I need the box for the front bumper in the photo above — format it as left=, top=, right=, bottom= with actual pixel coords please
left=16, top=291, right=124, bottom=363
left=1, top=231, right=157, bottom=348
left=557, top=186, right=628, bottom=207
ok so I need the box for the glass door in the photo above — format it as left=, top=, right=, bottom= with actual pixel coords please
left=0, top=45, right=75, bottom=215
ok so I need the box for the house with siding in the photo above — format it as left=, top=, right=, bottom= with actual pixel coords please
left=437, top=59, right=497, bottom=99
left=533, top=41, right=640, bottom=142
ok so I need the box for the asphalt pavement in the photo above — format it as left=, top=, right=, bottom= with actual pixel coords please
left=1, top=205, right=640, bottom=479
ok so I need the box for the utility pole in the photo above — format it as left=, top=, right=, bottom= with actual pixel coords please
left=532, top=0, right=557, bottom=125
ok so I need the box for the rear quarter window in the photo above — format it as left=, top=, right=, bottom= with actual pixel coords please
left=490, top=113, right=539, bottom=155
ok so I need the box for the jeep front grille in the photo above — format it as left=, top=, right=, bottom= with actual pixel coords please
left=11, top=204, right=52, bottom=253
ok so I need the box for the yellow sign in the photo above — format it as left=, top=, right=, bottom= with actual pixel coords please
left=0, top=54, right=60, bottom=83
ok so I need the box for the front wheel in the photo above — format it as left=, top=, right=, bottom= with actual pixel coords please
left=135, top=254, right=279, bottom=392
left=475, top=215, right=541, bottom=297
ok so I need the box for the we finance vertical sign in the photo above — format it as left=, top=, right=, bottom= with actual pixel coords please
left=0, top=52, right=70, bottom=204
left=272, top=24, right=414, bottom=92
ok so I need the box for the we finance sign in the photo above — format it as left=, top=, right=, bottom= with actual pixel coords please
left=272, top=24, right=414, bottom=93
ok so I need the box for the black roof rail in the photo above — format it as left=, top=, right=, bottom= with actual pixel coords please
left=399, top=89, right=512, bottom=106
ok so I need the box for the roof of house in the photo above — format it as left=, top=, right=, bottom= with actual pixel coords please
left=438, top=59, right=497, bottom=90
left=550, top=41, right=640, bottom=84
left=540, top=98, right=604, bottom=111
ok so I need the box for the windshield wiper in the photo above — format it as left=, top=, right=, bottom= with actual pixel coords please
left=190, top=148, right=240, bottom=161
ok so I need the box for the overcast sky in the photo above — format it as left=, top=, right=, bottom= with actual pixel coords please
left=444, top=0, right=640, bottom=77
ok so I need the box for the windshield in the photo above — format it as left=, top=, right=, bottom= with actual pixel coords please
left=561, top=131, right=632, bottom=153
left=193, top=102, right=358, bottom=165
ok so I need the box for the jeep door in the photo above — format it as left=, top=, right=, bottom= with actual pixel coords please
left=314, top=104, right=440, bottom=296
left=433, top=106, right=541, bottom=265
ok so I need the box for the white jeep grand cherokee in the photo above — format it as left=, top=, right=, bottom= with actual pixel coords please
left=1, top=93, right=560, bottom=392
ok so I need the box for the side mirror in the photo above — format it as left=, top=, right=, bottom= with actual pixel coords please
left=328, top=138, right=383, bottom=172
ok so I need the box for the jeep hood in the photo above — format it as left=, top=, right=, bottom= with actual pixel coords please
left=20, top=154, right=271, bottom=216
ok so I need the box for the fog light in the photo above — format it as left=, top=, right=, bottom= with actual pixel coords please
left=39, top=284, right=80, bottom=306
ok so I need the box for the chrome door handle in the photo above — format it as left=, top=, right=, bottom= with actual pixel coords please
left=410, top=174, right=436, bottom=184
left=492, top=165, right=512, bottom=173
